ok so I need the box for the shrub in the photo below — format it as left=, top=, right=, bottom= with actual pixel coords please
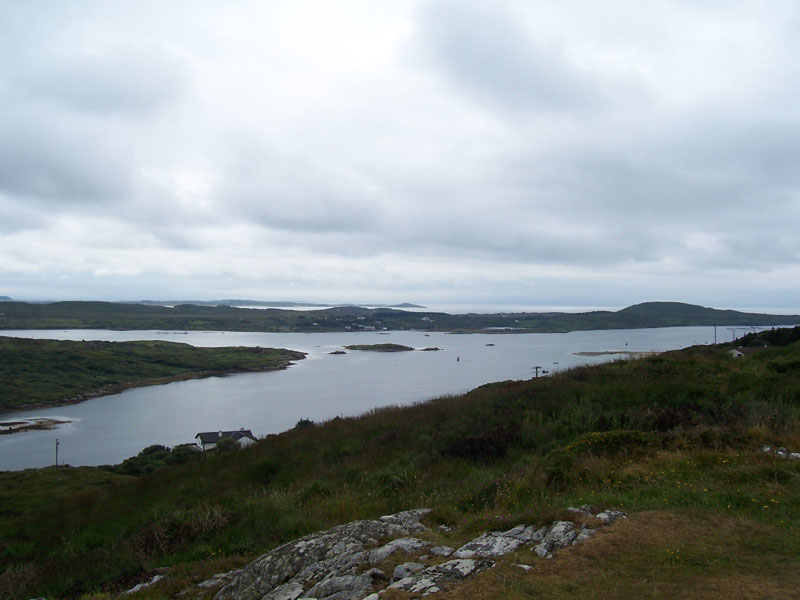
left=563, top=429, right=654, bottom=456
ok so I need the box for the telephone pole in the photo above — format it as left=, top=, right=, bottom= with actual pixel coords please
left=55, top=438, right=59, bottom=467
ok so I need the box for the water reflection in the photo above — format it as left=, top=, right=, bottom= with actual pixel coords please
left=0, top=327, right=720, bottom=470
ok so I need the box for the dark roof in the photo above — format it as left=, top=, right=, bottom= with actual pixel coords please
left=734, top=346, right=768, bottom=355
left=195, top=429, right=257, bottom=444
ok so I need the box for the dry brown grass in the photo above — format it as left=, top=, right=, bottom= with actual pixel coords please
left=427, top=510, right=800, bottom=600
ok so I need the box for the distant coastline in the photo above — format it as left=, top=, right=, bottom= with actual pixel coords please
left=1, top=300, right=798, bottom=334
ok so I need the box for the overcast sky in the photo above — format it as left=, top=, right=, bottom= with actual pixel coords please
left=1, top=1, right=799, bottom=309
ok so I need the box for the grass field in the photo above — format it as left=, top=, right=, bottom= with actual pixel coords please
left=1, top=329, right=799, bottom=599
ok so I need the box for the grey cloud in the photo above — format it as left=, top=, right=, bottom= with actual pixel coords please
left=218, top=140, right=384, bottom=235
left=0, top=110, right=132, bottom=204
left=16, top=45, right=189, bottom=117
left=412, top=0, right=606, bottom=113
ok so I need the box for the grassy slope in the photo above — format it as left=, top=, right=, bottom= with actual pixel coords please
left=0, top=337, right=305, bottom=412
left=1, top=300, right=799, bottom=333
left=1, top=333, right=799, bottom=599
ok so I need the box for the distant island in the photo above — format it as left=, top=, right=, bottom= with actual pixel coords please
left=126, top=299, right=426, bottom=309
left=0, top=300, right=797, bottom=334
left=344, top=343, right=415, bottom=352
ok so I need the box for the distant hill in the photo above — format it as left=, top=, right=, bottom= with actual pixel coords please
left=0, top=300, right=797, bottom=333
left=0, top=296, right=11, bottom=301
left=130, top=299, right=327, bottom=308
left=611, top=302, right=800, bottom=328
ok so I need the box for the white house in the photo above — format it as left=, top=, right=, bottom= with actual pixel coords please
left=195, top=428, right=257, bottom=451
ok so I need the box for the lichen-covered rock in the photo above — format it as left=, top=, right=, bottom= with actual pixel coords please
left=213, top=509, right=430, bottom=600
left=453, top=524, right=544, bottom=558
left=187, top=506, right=628, bottom=599
left=453, top=532, right=523, bottom=558
left=430, top=545, right=454, bottom=557
left=544, top=521, right=577, bottom=549
left=393, top=561, right=425, bottom=580
left=388, top=558, right=495, bottom=595
left=595, top=510, right=626, bottom=525
left=304, top=572, right=376, bottom=600
left=368, top=536, right=430, bottom=564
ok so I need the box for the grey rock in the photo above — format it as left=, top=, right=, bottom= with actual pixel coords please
left=212, top=510, right=430, bottom=600
left=388, top=558, right=494, bottom=595
left=430, top=545, right=454, bottom=556
left=533, top=542, right=552, bottom=559
left=379, top=508, right=431, bottom=533
left=263, top=581, right=304, bottom=600
left=393, top=561, right=425, bottom=580
left=595, top=510, right=626, bottom=525
left=567, top=504, right=596, bottom=516
left=529, top=526, right=548, bottom=543
left=368, top=537, right=430, bottom=564
left=543, top=521, right=576, bottom=550
left=501, top=524, right=542, bottom=543
left=433, top=558, right=486, bottom=579
left=123, top=574, right=164, bottom=595
left=194, top=506, right=630, bottom=599
left=453, top=532, right=524, bottom=558
left=305, top=573, right=373, bottom=599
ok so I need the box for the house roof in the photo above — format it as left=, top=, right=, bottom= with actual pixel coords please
left=733, top=346, right=768, bottom=355
left=195, top=429, right=257, bottom=444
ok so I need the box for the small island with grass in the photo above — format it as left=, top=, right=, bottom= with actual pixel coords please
left=343, top=343, right=415, bottom=352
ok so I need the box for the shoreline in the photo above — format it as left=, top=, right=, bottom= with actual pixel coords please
left=573, top=350, right=658, bottom=358
left=0, top=355, right=305, bottom=418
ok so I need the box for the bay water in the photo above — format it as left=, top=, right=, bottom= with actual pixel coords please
left=0, top=326, right=726, bottom=470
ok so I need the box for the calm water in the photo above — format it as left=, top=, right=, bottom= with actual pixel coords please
left=0, top=326, right=728, bottom=470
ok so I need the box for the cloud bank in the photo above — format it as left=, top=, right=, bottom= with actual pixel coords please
left=1, top=0, right=798, bottom=308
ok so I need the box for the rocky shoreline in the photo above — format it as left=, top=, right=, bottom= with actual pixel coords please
left=0, top=417, right=71, bottom=434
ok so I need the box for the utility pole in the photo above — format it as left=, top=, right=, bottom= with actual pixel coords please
left=55, top=438, right=59, bottom=467
left=533, top=365, right=542, bottom=378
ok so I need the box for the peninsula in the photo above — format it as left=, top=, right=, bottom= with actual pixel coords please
left=0, top=337, right=305, bottom=413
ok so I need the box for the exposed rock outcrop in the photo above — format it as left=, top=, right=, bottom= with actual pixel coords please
left=182, top=505, right=626, bottom=599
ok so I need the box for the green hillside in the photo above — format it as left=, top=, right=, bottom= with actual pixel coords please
left=1, top=329, right=799, bottom=598
left=0, top=337, right=305, bottom=412
left=1, top=300, right=798, bottom=333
